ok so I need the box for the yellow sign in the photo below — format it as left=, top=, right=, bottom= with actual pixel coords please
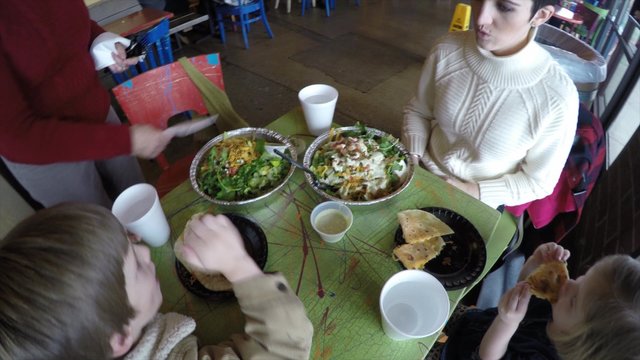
left=449, top=3, right=471, bottom=32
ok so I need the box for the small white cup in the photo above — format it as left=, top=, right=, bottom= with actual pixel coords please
left=298, top=84, right=339, bottom=136
left=379, top=270, right=450, bottom=340
left=310, top=201, right=353, bottom=243
left=112, top=183, right=170, bottom=247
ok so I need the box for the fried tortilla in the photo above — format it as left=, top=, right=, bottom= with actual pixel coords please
left=526, top=261, right=569, bottom=304
left=397, top=210, right=454, bottom=244
left=174, top=217, right=233, bottom=292
left=392, top=236, right=445, bottom=270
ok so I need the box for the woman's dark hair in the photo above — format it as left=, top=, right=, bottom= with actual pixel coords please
left=532, top=0, right=557, bottom=17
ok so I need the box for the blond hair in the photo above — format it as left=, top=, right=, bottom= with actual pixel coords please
left=550, top=255, right=640, bottom=360
left=0, top=203, right=134, bottom=359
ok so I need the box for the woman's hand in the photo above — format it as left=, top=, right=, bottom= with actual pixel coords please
left=519, top=242, right=570, bottom=281
left=108, top=42, right=139, bottom=73
left=129, top=125, right=172, bottom=159
left=445, top=177, right=480, bottom=199
left=179, top=214, right=262, bottom=283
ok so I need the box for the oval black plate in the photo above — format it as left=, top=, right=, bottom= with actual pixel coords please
left=175, top=213, right=268, bottom=300
left=394, top=207, right=487, bottom=290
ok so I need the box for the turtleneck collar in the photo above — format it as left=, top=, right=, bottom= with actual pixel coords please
left=463, top=27, right=551, bottom=88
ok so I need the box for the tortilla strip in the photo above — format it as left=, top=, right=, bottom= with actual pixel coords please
left=397, top=210, right=454, bottom=244
left=392, top=236, right=445, bottom=270
left=526, top=261, right=569, bottom=304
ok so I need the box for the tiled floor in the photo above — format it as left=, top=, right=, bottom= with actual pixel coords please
left=110, top=0, right=458, bottom=182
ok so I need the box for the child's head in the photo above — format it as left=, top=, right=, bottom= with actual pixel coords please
left=548, top=254, right=640, bottom=359
left=0, top=203, right=162, bottom=359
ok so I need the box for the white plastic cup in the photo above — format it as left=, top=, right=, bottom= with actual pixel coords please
left=298, top=84, right=339, bottom=136
left=112, top=183, right=170, bottom=247
left=379, top=270, right=450, bottom=340
left=310, top=201, right=353, bottom=243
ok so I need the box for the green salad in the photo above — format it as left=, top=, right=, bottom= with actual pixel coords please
left=197, top=136, right=290, bottom=201
left=310, top=124, right=409, bottom=201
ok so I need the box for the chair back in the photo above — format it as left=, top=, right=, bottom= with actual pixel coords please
left=112, top=53, right=224, bottom=130
left=575, top=3, right=609, bottom=45
left=112, top=19, right=174, bottom=84
left=506, top=103, right=606, bottom=243
left=214, top=0, right=274, bottom=49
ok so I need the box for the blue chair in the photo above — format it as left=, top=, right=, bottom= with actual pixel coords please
left=213, top=0, right=274, bottom=49
left=301, top=0, right=359, bottom=17
left=112, top=19, right=173, bottom=84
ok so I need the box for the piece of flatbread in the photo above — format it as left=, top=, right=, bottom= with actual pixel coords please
left=392, top=236, right=445, bottom=270
left=397, top=210, right=454, bottom=244
left=174, top=227, right=233, bottom=292
left=526, top=261, right=569, bottom=304
left=192, top=271, right=232, bottom=292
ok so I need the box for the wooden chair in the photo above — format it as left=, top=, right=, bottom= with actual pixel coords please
left=112, top=19, right=174, bottom=85
left=112, top=53, right=225, bottom=196
left=213, top=0, right=274, bottom=49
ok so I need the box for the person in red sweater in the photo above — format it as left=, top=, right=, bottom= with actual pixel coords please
left=0, top=0, right=172, bottom=207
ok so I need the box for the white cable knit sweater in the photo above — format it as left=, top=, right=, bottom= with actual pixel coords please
left=402, top=29, right=579, bottom=209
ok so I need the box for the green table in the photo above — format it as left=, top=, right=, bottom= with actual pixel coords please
left=154, top=108, right=517, bottom=360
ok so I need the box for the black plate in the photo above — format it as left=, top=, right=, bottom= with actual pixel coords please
left=394, top=207, right=486, bottom=290
left=175, top=213, right=268, bottom=300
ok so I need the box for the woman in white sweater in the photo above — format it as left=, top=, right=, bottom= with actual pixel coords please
left=402, top=0, right=579, bottom=209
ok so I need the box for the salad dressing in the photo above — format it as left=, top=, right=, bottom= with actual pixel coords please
left=314, top=209, right=350, bottom=234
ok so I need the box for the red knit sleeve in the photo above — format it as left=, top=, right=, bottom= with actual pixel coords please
left=0, top=51, right=132, bottom=165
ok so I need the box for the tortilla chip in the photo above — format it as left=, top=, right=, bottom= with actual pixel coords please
left=392, top=236, right=445, bottom=270
left=397, top=210, right=454, bottom=244
left=526, top=261, right=569, bottom=304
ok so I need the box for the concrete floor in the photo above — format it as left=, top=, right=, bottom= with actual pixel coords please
left=129, top=0, right=458, bottom=182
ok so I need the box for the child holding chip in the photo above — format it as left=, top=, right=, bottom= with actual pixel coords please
left=434, top=242, right=640, bottom=359
left=0, top=203, right=313, bottom=359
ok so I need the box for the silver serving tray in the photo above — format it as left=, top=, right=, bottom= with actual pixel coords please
left=303, top=126, right=415, bottom=206
left=190, top=128, right=297, bottom=206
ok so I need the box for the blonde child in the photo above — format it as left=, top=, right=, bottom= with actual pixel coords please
left=441, top=242, right=640, bottom=359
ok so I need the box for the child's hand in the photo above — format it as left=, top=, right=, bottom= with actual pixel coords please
left=519, top=242, right=570, bottom=281
left=480, top=282, right=531, bottom=360
left=531, top=242, right=570, bottom=264
left=180, top=214, right=262, bottom=283
left=496, top=282, right=531, bottom=327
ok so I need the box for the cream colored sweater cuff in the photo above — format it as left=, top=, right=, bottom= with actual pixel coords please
left=478, top=180, right=507, bottom=209
left=401, top=133, right=427, bottom=157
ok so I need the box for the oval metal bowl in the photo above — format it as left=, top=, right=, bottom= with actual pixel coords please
left=190, top=128, right=297, bottom=206
left=303, top=126, right=415, bottom=206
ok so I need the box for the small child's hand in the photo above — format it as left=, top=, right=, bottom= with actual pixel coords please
left=496, top=282, right=531, bottom=327
left=532, top=242, right=570, bottom=264
left=180, top=214, right=262, bottom=283
left=519, top=242, right=570, bottom=281
left=479, top=282, right=531, bottom=359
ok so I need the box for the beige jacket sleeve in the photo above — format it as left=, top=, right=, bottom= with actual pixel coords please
left=401, top=49, right=439, bottom=158
left=198, top=273, right=314, bottom=360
